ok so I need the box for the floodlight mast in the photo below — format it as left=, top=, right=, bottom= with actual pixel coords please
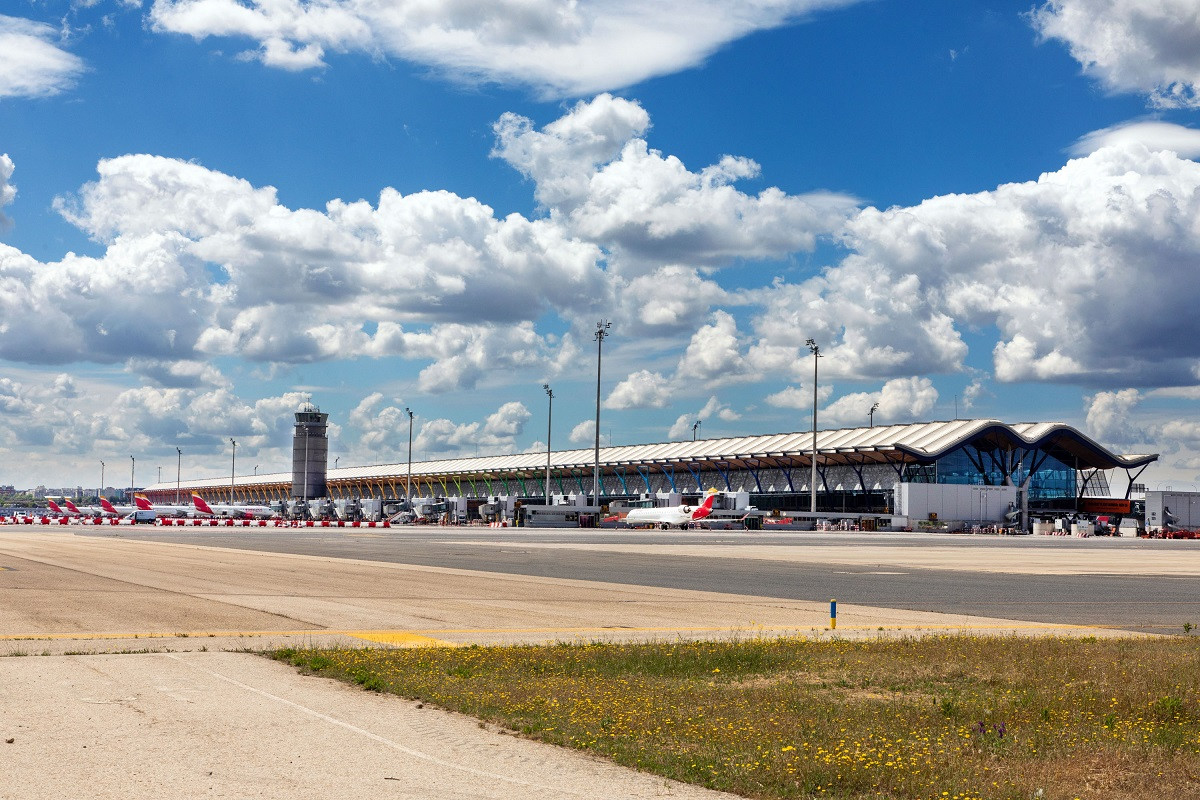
left=175, top=448, right=181, bottom=505
left=593, top=321, right=611, bottom=506
left=806, top=339, right=820, bottom=514
left=543, top=384, right=554, bottom=505
left=405, top=408, right=415, bottom=513
left=869, top=401, right=879, bottom=428
left=229, top=438, right=236, bottom=504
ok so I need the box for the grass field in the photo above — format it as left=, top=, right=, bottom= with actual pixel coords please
left=272, top=635, right=1200, bottom=799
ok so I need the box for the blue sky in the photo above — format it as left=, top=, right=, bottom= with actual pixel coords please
left=3, top=0, right=1200, bottom=491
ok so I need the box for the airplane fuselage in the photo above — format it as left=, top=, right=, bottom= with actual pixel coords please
left=623, top=494, right=717, bottom=529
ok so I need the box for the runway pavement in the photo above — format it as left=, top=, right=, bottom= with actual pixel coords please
left=79, top=524, right=1200, bottom=634
left=1, top=524, right=1192, bottom=798
left=1, top=527, right=1125, bottom=654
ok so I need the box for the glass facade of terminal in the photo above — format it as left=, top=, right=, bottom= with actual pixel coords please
left=905, top=449, right=1077, bottom=499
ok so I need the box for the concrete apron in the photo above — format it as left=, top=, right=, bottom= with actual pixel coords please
left=1, top=651, right=743, bottom=800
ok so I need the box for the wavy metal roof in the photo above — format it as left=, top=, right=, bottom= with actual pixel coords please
left=148, top=419, right=1157, bottom=492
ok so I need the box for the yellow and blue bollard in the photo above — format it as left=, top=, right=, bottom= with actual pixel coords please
left=830, top=598, right=837, bottom=630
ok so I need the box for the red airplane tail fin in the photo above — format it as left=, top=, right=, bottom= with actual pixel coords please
left=63, top=499, right=81, bottom=514
left=191, top=493, right=214, bottom=515
left=100, top=498, right=118, bottom=514
left=134, top=495, right=153, bottom=511
left=691, top=492, right=717, bottom=521
left=47, top=500, right=64, bottom=514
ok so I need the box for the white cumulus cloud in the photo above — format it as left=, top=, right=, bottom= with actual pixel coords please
left=149, top=0, right=866, bottom=97
left=349, top=395, right=530, bottom=460
left=605, top=369, right=671, bottom=410
left=820, top=377, right=939, bottom=428
left=569, top=418, right=595, bottom=445
left=493, top=94, right=858, bottom=275
left=1071, top=121, right=1200, bottom=159
left=1030, top=0, right=1200, bottom=108
left=1, top=151, right=604, bottom=389
left=0, top=15, right=85, bottom=99
left=1084, top=388, right=1143, bottom=444
left=750, top=142, right=1200, bottom=387
left=0, top=154, right=14, bottom=229
left=666, top=395, right=740, bottom=439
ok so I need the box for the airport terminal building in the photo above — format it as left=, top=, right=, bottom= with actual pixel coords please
left=143, top=419, right=1156, bottom=527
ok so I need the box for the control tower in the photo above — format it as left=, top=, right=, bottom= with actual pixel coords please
left=292, top=405, right=328, bottom=500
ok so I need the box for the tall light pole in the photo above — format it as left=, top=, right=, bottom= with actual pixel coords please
left=405, top=407, right=414, bottom=511
left=692, top=420, right=701, bottom=441
left=130, top=456, right=135, bottom=504
left=100, top=460, right=105, bottom=501
left=543, top=384, right=554, bottom=505
left=229, top=438, right=236, bottom=504
left=175, top=448, right=181, bottom=505
left=869, top=401, right=879, bottom=428
left=157, top=466, right=162, bottom=484
left=806, top=339, right=820, bottom=514
left=593, top=320, right=610, bottom=505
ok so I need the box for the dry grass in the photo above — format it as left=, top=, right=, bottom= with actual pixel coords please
left=272, top=635, right=1200, bottom=799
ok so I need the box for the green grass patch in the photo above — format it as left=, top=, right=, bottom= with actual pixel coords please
left=270, top=635, right=1200, bottom=799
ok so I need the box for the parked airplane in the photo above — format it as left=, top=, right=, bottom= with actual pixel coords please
left=63, top=498, right=113, bottom=517
left=191, top=493, right=276, bottom=519
left=46, top=499, right=77, bottom=516
left=98, top=498, right=138, bottom=516
left=622, top=492, right=718, bottom=529
left=133, top=495, right=194, bottom=518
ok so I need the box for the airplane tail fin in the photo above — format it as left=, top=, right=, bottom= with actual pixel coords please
left=100, top=498, right=118, bottom=514
left=134, top=495, right=153, bottom=511
left=191, top=493, right=214, bottom=515
left=63, top=499, right=81, bottom=514
left=691, top=491, right=717, bottom=521
left=47, top=500, right=64, bottom=514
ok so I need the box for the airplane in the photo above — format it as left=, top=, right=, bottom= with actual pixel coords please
left=191, top=493, right=276, bottom=519
left=63, top=498, right=112, bottom=517
left=46, top=499, right=77, bottom=517
left=133, top=494, right=194, bottom=518
left=622, top=492, right=718, bottom=529
left=97, top=496, right=138, bottom=515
